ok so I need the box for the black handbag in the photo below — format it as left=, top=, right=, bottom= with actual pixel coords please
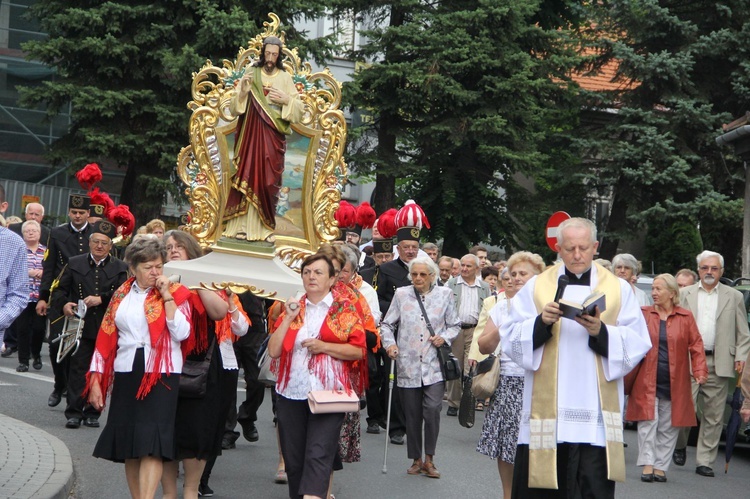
left=414, top=287, right=462, bottom=382
left=458, top=366, right=476, bottom=428
left=179, top=335, right=215, bottom=398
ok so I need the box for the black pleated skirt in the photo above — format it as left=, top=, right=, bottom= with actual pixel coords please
left=93, top=348, right=180, bottom=463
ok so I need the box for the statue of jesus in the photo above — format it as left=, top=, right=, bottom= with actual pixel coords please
left=223, top=36, right=303, bottom=242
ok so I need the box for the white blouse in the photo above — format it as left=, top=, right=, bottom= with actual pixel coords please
left=90, top=286, right=191, bottom=373
left=488, top=297, right=525, bottom=377
left=276, top=293, right=345, bottom=400
left=219, top=312, right=249, bottom=370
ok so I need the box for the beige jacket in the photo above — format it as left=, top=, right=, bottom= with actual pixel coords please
left=680, top=282, right=750, bottom=378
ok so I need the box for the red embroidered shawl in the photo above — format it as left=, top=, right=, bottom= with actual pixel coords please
left=275, top=288, right=367, bottom=395
left=185, top=290, right=251, bottom=355
left=85, top=277, right=192, bottom=405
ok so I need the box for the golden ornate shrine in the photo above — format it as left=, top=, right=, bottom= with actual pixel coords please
left=167, top=13, right=347, bottom=299
left=176, top=13, right=347, bottom=267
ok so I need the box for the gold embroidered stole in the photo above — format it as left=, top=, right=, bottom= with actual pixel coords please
left=249, top=67, right=292, bottom=135
left=529, top=262, right=625, bottom=488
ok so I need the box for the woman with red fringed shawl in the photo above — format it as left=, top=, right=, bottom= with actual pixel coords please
left=86, top=237, right=192, bottom=499
left=269, top=252, right=367, bottom=499
left=327, top=242, right=381, bottom=497
left=160, top=230, right=250, bottom=499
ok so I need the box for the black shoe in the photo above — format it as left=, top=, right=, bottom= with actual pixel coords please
left=198, top=483, right=214, bottom=497
left=366, top=423, right=381, bottom=434
left=653, top=472, right=667, bottom=483
left=390, top=434, right=405, bottom=445
left=1, top=347, right=17, bottom=358
left=672, top=447, right=686, bottom=466
left=695, top=466, right=714, bottom=477
left=446, top=407, right=458, bottom=416
left=16, top=364, right=28, bottom=373
left=48, top=391, right=62, bottom=407
left=65, top=418, right=82, bottom=429
left=83, top=418, right=100, bottom=428
left=640, top=472, right=654, bottom=483
left=242, top=422, right=259, bottom=442
left=221, top=437, right=236, bottom=450
left=32, top=357, right=42, bottom=370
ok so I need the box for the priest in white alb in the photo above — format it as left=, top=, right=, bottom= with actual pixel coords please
left=500, top=217, right=651, bottom=498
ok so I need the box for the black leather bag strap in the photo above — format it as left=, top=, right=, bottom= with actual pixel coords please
left=205, top=333, right=216, bottom=362
left=414, top=286, right=437, bottom=337
left=197, top=332, right=216, bottom=364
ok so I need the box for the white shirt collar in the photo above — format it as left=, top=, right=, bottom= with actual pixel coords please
left=698, top=281, right=719, bottom=294
left=131, top=282, right=153, bottom=295
left=90, top=253, right=107, bottom=266
left=456, top=275, right=480, bottom=287
left=306, top=291, right=334, bottom=308
left=70, top=221, right=89, bottom=233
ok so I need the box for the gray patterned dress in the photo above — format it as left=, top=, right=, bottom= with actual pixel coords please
left=476, top=296, right=525, bottom=463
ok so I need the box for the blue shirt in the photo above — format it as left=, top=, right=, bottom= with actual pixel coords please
left=0, top=226, right=29, bottom=333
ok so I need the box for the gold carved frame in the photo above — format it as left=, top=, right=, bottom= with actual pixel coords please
left=176, top=13, right=347, bottom=269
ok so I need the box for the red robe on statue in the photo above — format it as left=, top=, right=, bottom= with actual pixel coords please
left=223, top=66, right=301, bottom=234
left=224, top=95, right=287, bottom=229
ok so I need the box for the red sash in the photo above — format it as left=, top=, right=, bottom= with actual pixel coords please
left=85, top=277, right=192, bottom=405
left=275, top=288, right=367, bottom=395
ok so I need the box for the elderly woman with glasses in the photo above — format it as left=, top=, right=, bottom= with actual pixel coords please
left=13, top=220, right=47, bottom=372
left=161, top=230, right=250, bottom=499
left=612, top=253, right=651, bottom=306
left=381, top=256, right=460, bottom=479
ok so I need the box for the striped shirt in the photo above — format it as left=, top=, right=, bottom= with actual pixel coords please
left=455, top=275, right=481, bottom=324
left=26, top=244, right=46, bottom=301
left=0, top=227, right=29, bottom=333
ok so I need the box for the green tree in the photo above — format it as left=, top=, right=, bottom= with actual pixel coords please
left=342, top=2, right=427, bottom=214
left=21, top=1, right=343, bottom=222
left=579, top=0, right=749, bottom=262
left=644, top=219, right=703, bottom=274
left=344, top=1, right=584, bottom=256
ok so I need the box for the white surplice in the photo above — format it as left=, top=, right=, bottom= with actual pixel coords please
left=500, top=264, right=651, bottom=447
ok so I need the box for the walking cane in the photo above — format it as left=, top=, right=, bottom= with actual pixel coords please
left=382, top=358, right=396, bottom=474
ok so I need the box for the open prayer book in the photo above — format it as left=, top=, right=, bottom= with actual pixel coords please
left=558, top=292, right=606, bottom=320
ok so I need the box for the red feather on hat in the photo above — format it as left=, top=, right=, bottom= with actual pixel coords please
left=356, top=202, right=376, bottom=229
left=376, top=209, right=398, bottom=238
left=334, top=200, right=357, bottom=229
left=395, top=199, right=431, bottom=229
left=89, top=187, right=115, bottom=216
left=108, top=204, right=136, bottom=236
left=76, top=163, right=103, bottom=190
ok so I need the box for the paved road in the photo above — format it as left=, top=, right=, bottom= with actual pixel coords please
left=1, top=353, right=749, bottom=498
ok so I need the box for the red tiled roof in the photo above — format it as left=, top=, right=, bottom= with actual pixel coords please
left=570, top=48, right=639, bottom=92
